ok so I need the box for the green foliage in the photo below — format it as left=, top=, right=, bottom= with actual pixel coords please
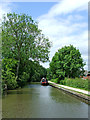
left=51, top=78, right=59, bottom=84
left=2, top=58, right=18, bottom=90
left=2, top=12, right=51, bottom=82
left=2, top=12, right=51, bottom=62
left=48, top=45, right=85, bottom=80
left=30, top=61, right=47, bottom=82
left=60, top=78, right=89, bottom=90
left=1, top=12, right=51, bottom=90
left=46, top=68, right=52, bottom=80
left=18, top=72, right=29, bottom=87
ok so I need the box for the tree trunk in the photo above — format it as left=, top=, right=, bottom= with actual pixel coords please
left=16, top=58, right=20, bottom=79
left=68, top=74, right=69, bottom=78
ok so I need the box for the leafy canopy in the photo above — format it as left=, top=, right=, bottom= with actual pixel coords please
left=48, top=45, right=85, bottom=82
left=2, top=12, right=51, bottom=62
left=1, top=12, right=51, bottom=90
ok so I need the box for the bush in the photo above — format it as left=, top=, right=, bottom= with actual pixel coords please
left=6, top=74, right=18, bottom=90
left=2, top=58, right=18, bottom=90
left=2, top=70, right=18, bottom=90
left=60, top=79, right=66, bottom=85
left=51, top=78, right=60, bottom=84
left=18, top=72, right=29, bottom=87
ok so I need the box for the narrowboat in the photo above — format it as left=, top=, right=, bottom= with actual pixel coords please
left=41, top=78, right=49, bottom=85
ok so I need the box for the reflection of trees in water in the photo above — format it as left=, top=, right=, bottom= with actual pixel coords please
left=50, top=87, right=81, bottom=104
left=5, top=84, right=41, bottom=95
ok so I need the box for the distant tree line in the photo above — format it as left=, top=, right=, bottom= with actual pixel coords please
left=2, top=13, right=51, bottom=90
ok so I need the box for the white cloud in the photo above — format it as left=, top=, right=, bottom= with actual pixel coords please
left=38, top=0, right=88, bottom=70
left=0, top=1, right=12, bottom=23
left=38, top=0, right=89, bottom=19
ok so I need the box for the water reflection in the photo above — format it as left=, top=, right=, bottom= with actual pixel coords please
left=49, top=87, right=83, bottom=104
left=2, top=83, right=89, bottom=118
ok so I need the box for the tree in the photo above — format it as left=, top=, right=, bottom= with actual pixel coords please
left=49, top=45, right=85, bottom=82
left=2, top=13, right=51, bottom=80
left=29, top=60, right=47, bottom=82
left=46, top=68, right=52, bottom=80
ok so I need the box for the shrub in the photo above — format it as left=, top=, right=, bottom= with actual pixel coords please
left=2, top=70, right=18, bottom=90
left=2, top=58, right=18, bottom=90
left=18, top=72, right=29, bottom=87
left=60, top=79, right=66, bottom=85
left=51, top=78, right=60, bottom=84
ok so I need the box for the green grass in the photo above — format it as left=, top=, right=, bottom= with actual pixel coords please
left=49, top=82, right=90, bottom=97
left=51, top=77, right=90, bottom=91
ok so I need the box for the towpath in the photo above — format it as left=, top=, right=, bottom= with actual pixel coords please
left=48, top=81, right=90, bottom=95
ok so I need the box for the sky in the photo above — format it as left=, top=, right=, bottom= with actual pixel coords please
left=0, top=0, right=89, bottom=70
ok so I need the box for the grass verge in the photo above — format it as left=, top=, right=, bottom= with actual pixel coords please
left=51, top=77, right=89, bottom=91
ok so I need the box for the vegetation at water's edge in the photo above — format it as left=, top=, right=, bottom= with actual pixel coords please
left=2, top=58, right=47, bottom=90
left=50, top=78, right=89, bottom=91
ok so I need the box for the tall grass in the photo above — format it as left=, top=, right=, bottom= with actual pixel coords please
left=60, top=78, right=89, bottom=91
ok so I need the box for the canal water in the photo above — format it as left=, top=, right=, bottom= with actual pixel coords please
left=2, top=82, right=89, bottom=118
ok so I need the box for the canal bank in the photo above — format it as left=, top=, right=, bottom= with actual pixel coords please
left=48, top=81, right=90, bottom=104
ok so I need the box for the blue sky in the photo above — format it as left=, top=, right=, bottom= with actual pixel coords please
left=1, top=0, right=89, bottom=70
left=10, top=2, right=56, bottom=20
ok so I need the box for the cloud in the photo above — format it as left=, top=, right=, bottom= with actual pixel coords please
left=38, top=0, right=89, bottom=70
left=39, top=0, right=89, bottom=19
left=0, top=1, right=12, bottom=23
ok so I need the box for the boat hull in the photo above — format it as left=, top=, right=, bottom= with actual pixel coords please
left=41, top=82, right=49, bottom=85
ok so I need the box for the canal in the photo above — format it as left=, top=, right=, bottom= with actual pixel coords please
left=2, top=82, right=89, bottom=118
